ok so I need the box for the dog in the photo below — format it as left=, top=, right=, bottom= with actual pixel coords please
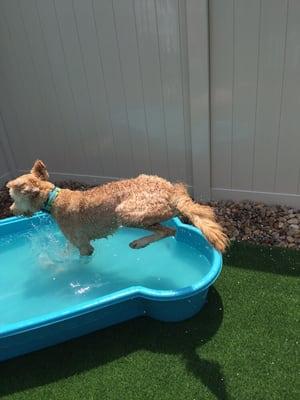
left=6, top=160, right=228, bottom=256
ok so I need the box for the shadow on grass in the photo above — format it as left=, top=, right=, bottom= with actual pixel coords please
left=224, top=241, right=300, bottom=277
left=0, top=288, right=228, bottom=400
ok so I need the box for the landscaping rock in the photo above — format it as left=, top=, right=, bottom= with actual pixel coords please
left=288, top=218, right=298, bottom=224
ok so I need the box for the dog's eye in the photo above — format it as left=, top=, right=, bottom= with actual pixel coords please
left=21, top=185, right=40, bottom=196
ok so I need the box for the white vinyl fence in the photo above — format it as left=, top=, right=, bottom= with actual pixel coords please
left=210, top=0, right=300, bottom=207
left=0, top=0, right=299, bottom=207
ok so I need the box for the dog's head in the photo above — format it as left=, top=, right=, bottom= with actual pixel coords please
left=6, top=160, right=54, bottom=217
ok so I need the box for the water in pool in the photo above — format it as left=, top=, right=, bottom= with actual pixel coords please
left=0, top=216, right=211, bottom=326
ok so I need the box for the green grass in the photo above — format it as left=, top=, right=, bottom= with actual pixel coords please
left=1, top=243, right=299, bottom=400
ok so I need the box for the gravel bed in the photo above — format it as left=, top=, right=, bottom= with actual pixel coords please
left=0, top=181, right=299, bottom=250
left=207, top=200, right=299, bottom=250
left=0, top=185, right=12, bottom=219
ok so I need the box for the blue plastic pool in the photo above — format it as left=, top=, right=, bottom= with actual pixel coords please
left=0, top=213, right=222, bottom=361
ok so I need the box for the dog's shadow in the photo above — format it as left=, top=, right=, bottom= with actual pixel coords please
left=0, top=287, right=228, bottom=399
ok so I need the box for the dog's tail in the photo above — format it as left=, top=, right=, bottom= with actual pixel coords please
left=172, top=183, right=229, bottom=253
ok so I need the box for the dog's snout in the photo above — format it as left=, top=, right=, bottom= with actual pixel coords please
left=9, top=203, right=16, bottom=214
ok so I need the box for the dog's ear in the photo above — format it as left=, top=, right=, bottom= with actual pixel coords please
left=31, top=160, right=49, bottom=180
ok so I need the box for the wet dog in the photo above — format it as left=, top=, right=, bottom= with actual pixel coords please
left=7, top=160, right=228, bottom=256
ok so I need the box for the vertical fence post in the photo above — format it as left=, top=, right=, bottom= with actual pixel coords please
left=186, top=0, right=211, bottom=201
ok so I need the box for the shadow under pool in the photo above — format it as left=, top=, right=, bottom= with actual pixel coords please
left=0, top=287, right=228, bottom=400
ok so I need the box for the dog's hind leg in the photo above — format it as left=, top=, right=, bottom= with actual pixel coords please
left=129, top=224, right=175, bottom=249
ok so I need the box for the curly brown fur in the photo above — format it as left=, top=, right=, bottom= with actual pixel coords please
left=7, top=160, right=229, bottom=256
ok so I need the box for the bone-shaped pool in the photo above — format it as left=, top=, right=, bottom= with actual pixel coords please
left=0, top=213, right=222, bottom=361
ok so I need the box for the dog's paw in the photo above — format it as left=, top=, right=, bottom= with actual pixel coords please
left=129, top=239, right=149, bottom=249
left=79, top=244, right=94, bottom=256
left=80, top=255, right=93, bottom=265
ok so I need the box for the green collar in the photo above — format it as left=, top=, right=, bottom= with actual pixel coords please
left=43, top=187, right=61, bottom=213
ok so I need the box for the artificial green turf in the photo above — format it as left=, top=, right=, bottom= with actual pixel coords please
left=0, top=243, right=299, bottom=400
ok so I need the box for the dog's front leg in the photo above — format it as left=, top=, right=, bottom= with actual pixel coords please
left=70, top=237, right=94, bottom=256
left=78, top=242, right=94, bottom=256
left=59, top=225, right=94, bottom=257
